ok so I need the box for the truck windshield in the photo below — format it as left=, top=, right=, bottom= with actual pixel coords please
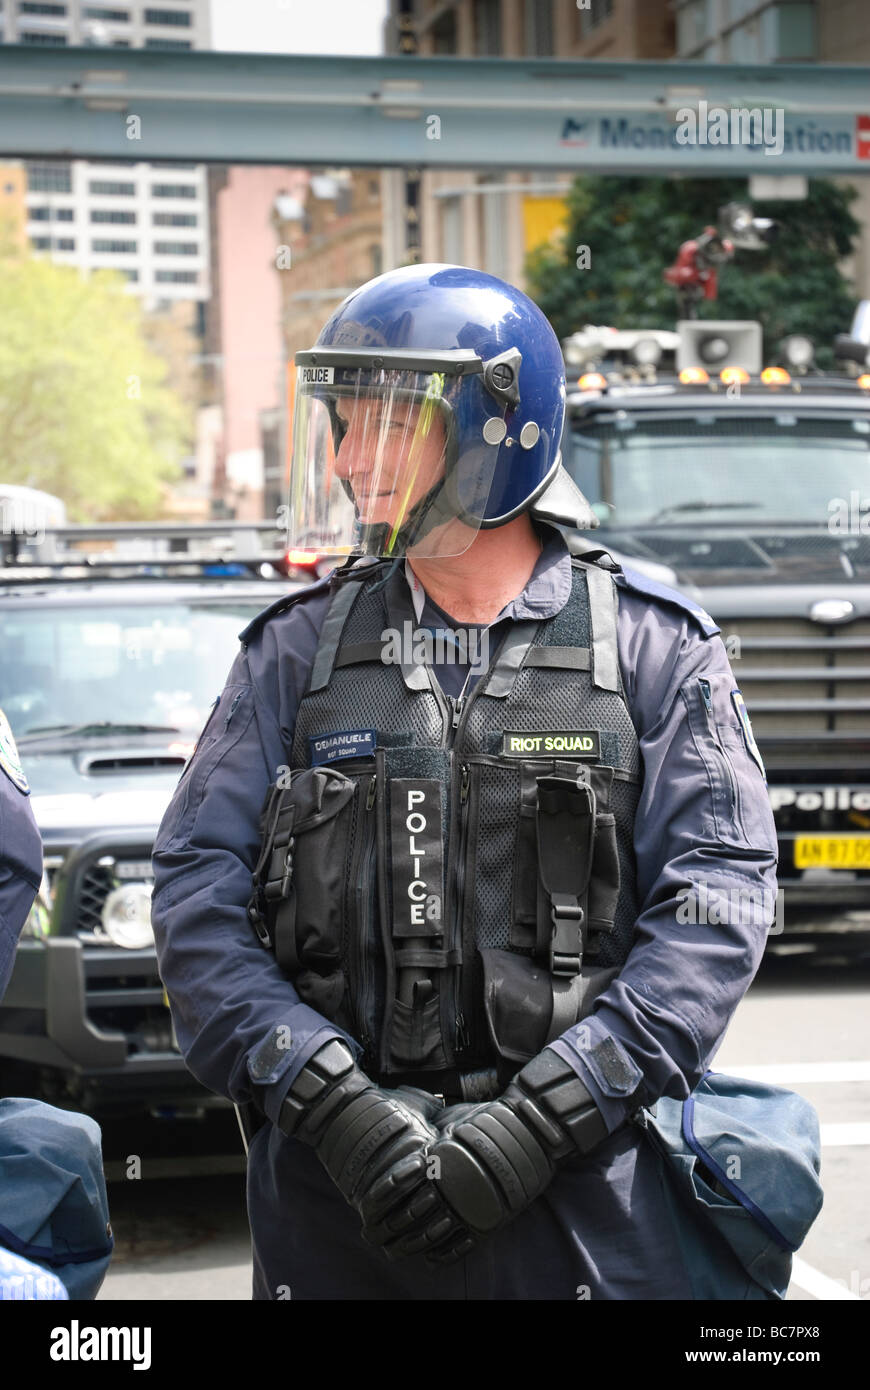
left=567, top=414, right=870, bottom=528
left=0, top=600, right=260, bottom=740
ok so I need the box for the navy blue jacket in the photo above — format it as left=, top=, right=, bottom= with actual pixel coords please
left=0, top=715, right=43, bottom=999
left=151, top=531, right=778, bottom=1136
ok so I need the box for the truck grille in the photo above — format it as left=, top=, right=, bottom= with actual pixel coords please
left=50, top=837, right=173, bottom=1056
left=718, top=617, right=870, bottom=743
left=717, top=616, right=870, bottom=905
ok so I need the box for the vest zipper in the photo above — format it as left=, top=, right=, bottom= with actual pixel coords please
left=443, top=659, right=488, bottom=1062
left=351, top=772, right=377, bottom=1061
left=224, top=692, right=243, bottom=729
left=451, top=763, right=471, bottom=1055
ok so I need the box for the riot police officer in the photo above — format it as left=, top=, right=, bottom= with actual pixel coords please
left=151, top=264, right=779, bottom=1300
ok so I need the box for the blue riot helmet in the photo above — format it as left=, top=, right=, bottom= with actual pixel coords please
left=288, top=263, right=596, bottom=560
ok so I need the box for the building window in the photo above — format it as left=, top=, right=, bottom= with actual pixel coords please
left=154, top=269, right=198, bottom=283
left=19, top=30, right=67, bottom=43
left=578, top=0, right=614, bottom=38
left=28, top=205, right=51, bottom=221
left=89, top=180, right=135, bottom=196
left=151, top=183, right=197, bottom=198
left=431, top=7, right=457, bottom=54
left=54, top=207, right=74, bottom=221
left=30, top=237, right=51, bottom=250
left=765, top=1, right=816, bottom=62
left=111, top=39, right=131, bottom=46
left=153, top=211, right=197, bottom=226
left=91, top=238, right=137, bottom=253
left=524, top=0, right=553, bottom=55
left=27, top=161, right=71, bottom=193
left=122, top=268, right=139, bottom=281
left=144, top=37, right=192, bottom=49
left=55, top=237, right=75, bottom=250
left=675, top=0, right=710, bottom=55
left=84, top=6, right=130, bottom=18
left=150, top=162, right=197, bottom=170
left=472, top=0, right=501, bottom=56
left=91, top=209, right=136, bottom=223
left=20, top=3, right=67, bottom=14
left=153, top=240, right=198, bottom=255
left=369, top=243, right=382, bottom=278
left=144, top=7, right=192, bottom=24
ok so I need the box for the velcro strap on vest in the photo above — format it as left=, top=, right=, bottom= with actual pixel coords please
left=521, top=646, right=591, bottom=671
left=308, top=580, right=364, bottom=693
left=584, top=565, right=620, bottom=693
left=535, top=776, right=596, bottom=977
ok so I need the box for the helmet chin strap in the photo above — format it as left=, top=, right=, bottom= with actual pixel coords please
left=354, top=472, right=469, bottom=557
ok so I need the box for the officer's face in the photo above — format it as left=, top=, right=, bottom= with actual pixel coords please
left=333, top=397, right=446, bottom=527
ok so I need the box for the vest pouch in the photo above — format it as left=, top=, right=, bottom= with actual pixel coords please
left=276, top=765, right=357, bottom=965
left=256, top=765, right=360, bottom=1035
left=479, top=948, right=620, bottom=1064
left=587, top=812, right=620, bottom=949
left=511, top=760, right=621, bottom=954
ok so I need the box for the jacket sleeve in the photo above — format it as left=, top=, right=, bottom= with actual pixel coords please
left=549, top=590, right=779, bottom=1132
left=150, top=614, right=362, bottom=1127
left=0, top=766, right=44, bottom=1000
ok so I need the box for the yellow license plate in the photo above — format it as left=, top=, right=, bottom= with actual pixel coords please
left=794, top=836, right=870, bottom=869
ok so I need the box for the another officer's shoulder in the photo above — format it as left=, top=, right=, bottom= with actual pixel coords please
left=613, top=563, right=720, bottom=639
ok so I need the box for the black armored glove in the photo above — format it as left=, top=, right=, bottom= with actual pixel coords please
left=360, top=1048, right=610, bottom=1265
left=277, top=1038, right=474, bottom=1258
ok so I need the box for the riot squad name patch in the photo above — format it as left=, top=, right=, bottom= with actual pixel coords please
left=390, top=779, right=443, bottom=938
left=501, top=731, right=601, bottom=758
left=309, top=729, right=376, bottom=765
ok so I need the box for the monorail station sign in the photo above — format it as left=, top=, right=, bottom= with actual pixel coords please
left=560, top=107, right=868, bottom=169
left=1, top=49, right=868, bottom=175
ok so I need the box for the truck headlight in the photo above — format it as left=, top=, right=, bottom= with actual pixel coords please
left=101, top=884, right=154, bottom=950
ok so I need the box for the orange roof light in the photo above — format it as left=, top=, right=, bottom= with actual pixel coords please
left=678, top=367, right=709, bottom=385
left=858, top=374, right=870, bottom=391
left=287, top=548, right=320, bottom=566
left=577, top=373, right=607, bottom=391
left=720, top=366, right=750, bottom=386
left=761, top=367, right=791, bottom=386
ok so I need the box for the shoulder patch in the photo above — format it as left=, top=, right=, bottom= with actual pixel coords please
left=615, top=565, right=720, bottom=638
left=0, top=707, right=29, bottom=793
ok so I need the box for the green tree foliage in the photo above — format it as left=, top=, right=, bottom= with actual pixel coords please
left=0, top=240, right=190, bottom=519
left=526, top=176, right=860, bottom=371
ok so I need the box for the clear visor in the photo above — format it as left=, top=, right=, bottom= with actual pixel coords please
left=287, top=359, right=503, bottom=560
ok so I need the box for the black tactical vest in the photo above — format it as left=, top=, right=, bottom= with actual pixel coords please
left=249, top=555, right=642, bottom=1095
